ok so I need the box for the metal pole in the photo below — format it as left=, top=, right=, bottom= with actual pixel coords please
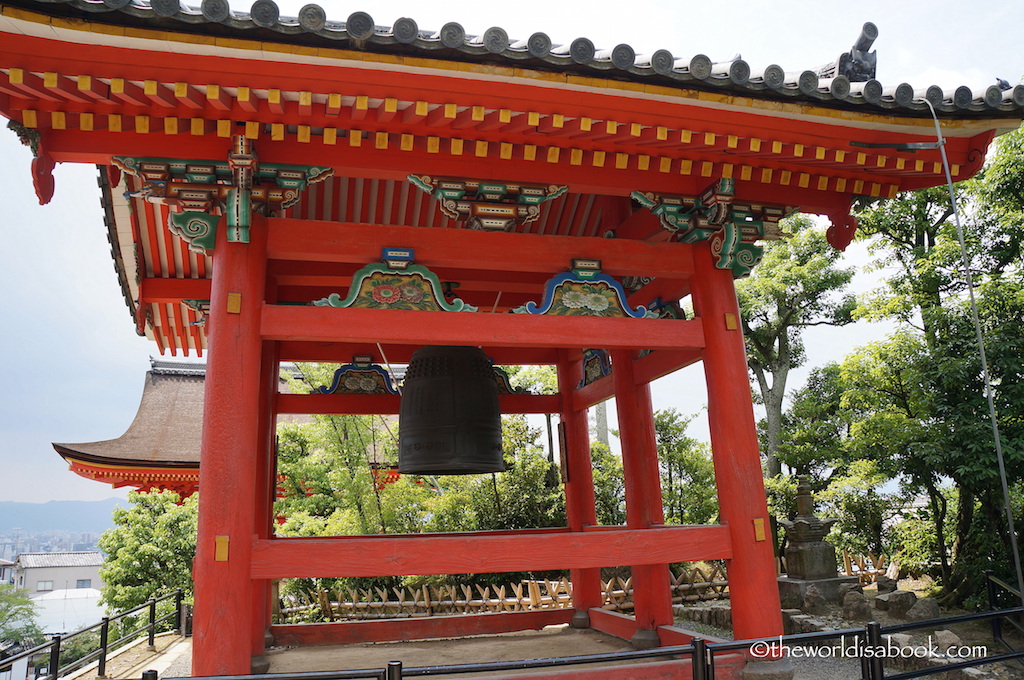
left=385, top=660, right=402, bottom=680
left=985, top=570, right=1003, bottom=641
left=174, top=589, right=183, bottom=634
left=924, top=99, right=1024, bottom=610
left=865, top=621, right=884, bottom=680
left=98, top=616, right=110, bottom=678
left=691, top=638, right=708, bottom=680
left=47, top=635, right=61, bottom=680
left=148, top=598, right=157, bottom=650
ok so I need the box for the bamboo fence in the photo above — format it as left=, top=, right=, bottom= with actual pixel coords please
left=277, top=563, right=729, bottom=623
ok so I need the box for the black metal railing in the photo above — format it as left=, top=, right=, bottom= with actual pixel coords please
left=0, top=589, right=184, bottom=680
left=985, top=568, right=1024, bottom=656
left=148, top=604, right=1024, bottom=680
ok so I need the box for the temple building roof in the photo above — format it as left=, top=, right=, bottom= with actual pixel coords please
left=53, top=360, right=204, bottom=496
left=3, top=1, right=1022, bottom=357
left=54, top=361, right=204, bottom=470
left=4, top=1, right=1022, bottom=118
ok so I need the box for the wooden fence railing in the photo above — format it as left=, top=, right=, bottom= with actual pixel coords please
left=277, top=563, right=729, bottom=623
left=842, top=552, right=888, bottom=585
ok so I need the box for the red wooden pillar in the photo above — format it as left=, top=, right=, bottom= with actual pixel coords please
left=556, top=351, right=601, bottom=627
left=690, top=242, right=783, bottom=641
left=193, top=214, right=269, bottom=676
left=250, top=340, right=280, bottom=663
left=611, top=349, right=672, bottom=648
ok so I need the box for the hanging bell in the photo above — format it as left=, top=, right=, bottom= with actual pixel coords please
left=398, top=345, right=505, bottom=475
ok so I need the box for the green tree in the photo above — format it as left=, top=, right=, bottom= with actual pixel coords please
left=819, top=460, right=902, bottom=558
left=654, top=409, right=717, bottom=525
left=737, top=215, right=855, bottom=477
left=0, top=584, right=42, bottom=644
left=851, top=134, right=1024, bottom=604
left=774, top=363, right=852, bottom=480
left=591, top=440, right=626, bottom=526
left=98, top=491, right=197, bottom=612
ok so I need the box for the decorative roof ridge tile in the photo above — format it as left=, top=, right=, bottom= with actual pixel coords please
left=7, top=0, right=1023, bottom=118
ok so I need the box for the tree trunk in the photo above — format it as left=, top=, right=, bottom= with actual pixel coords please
left=926, top=481, right=951, bottom=585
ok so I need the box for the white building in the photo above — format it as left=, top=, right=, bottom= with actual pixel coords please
left=13, top=552, right=102, bottom=595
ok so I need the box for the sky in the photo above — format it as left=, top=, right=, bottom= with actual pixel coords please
left=1, top=0, right=1023, bottom=503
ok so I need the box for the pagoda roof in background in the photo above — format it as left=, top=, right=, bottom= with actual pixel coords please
left=53, top=360, right=204, bottom=486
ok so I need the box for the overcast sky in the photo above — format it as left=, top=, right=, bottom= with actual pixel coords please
left=2, top=0, right=1022, bottom=503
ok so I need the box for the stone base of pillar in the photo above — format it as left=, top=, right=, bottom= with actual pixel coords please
left=250, top=655, right=270, bottom=675
left=778, top=575, right=860, bottom=607
left=630, top=628, right=660, bottom=650
left=570, top=610, right=591, bottom=629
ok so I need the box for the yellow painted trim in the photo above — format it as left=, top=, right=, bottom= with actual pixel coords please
left=323, top=128, right=337, bottom=145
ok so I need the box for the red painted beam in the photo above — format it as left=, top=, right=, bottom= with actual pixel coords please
left=271, top=610, right=571, bottom=647
left=633, top=349, right=704, bottom=385
left=572, top=375, right=614, bottom=411
left=274, top=341, right=561, bottom=365
left=139, top=277, right=212, bottom=303
left=261, top=305, right=706, bottom=352
left=569, top=349, right=704, bottom=411
left=266, top=219, right=696, bottom=278
left=589, top=608, right=641, bottom=642
left=250, top=525, right=732, bottom=578
left=276, top=392, right=562, bottom=415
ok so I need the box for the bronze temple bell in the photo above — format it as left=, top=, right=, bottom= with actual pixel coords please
left=398, top=345, right=506, bottom=475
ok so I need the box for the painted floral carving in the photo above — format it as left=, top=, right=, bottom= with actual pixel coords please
left=514, top=274, right=656, bottom=318
left=313, top=263, right=477, bottom=312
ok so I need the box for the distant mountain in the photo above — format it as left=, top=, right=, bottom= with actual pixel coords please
left=0, top=498, right=127, bottom=533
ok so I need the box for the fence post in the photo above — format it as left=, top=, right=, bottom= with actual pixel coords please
left=385, top=660, right=403, bottom=680
left=864, top=621, right=884, bottom=680
left=98, top=616, right=110, bottom=678
left=47, top=635, right=62, bottom=680
left=174, top=589, right=183, bottom=634
left=691, top=638, right=708, bottom=680
left=984, top=570, right=1002, bottom=641
left=147, top=598, right=157, bottom=650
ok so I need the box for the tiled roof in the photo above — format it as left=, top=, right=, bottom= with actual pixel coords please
left=16, top=551, right=103, bottom=569
left=10, top=0, right=1024, bottom=117
left=150, top=358, right=207, bottom=377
